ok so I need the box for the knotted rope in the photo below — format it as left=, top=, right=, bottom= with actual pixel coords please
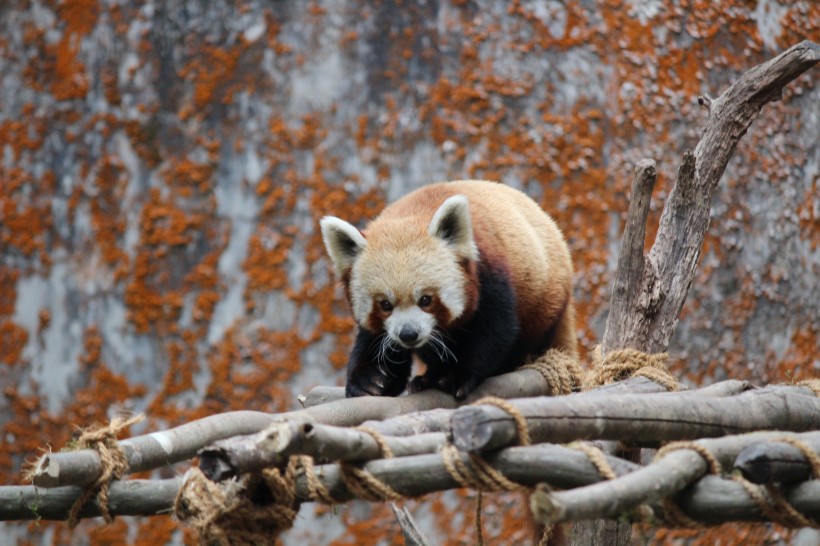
left=175, top=461, right=302, bottom=546
left=55, top=414, right=144, bottom=528
left=521, top=348, right=585, bottom=395
left=653, top=440, right=722, bottom=528
left=585, top=346, right=679, bottom=391
left=798, top=378, right=820, bottom=397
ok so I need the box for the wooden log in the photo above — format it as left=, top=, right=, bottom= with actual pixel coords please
left=533, top=431, right=820, bottom=524
left=199, top=421, right=450, bottom=481
left=452, top=386, right=820, bottom=452
left=299, top=386, right=347, bottom=408
left=734, top=435, right=820, bottom=484
left=29, top=369, right=553, bottom=488
left=0, top=478, right=181, bottom=521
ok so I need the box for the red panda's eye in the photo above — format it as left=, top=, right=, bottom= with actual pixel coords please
left=418, top=295, right=432, bottom=308
left=379, top=300, right=393, bottom=312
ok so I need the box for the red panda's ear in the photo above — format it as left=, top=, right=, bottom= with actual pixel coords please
left=320, top=216, right=367, bottom=276
left=429, top=195, right=478, bottom=261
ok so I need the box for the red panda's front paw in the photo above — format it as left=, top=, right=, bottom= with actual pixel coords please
left=346, top=367, right=407, bottom=397
left=453, top=378, right=480, bottom=401
left=407, top=375, right=433, bottom=393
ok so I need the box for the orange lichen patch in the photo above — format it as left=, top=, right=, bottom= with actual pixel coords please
left=327, top=503, right=397, bottom=546
left=46, top=34, right=90, bottom=101
left=164, top=157, right=216, bottom=197
left=178, top=42, right=262, bottom=118
left=147, top=336, right=197, bottom=417
left=58, top=0, right=100, bottom=37
left=90, top=156, right=130, bottom=274
left=0, top=190, right=53, bottom=259
left=0, top=267, right=20, bottom=316
left=650, top=522, right=794, bottom=546
left=202, top=327, right=300, bottom=414
left=0, top=320, right=28, bottom=367
left=243, top=230, right=293, bottom=293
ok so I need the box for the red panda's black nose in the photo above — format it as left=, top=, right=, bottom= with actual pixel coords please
left=399, top=326, right=419, bottom=343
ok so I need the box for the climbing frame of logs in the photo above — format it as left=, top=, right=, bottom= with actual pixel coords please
left=2, top=40, right=819, bottom=546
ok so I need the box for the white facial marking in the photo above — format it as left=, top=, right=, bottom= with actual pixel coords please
left=385, top=307, right=437, bottom=348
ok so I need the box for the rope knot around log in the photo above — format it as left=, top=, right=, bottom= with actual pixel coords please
left=46, top=414, right=144, bottom=529
left=520, top=348, right=585, bottom=395
left=586, top=346, right=679, bottom=391
left=653, top=440, right=721, bottom=528
left=175, top=459, right=303, bottom=545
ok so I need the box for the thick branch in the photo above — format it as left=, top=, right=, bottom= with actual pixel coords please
left=734, top=436, right=820, bottom=484
left=533, top=431, right=820, bottom=524
left=452, top=386, right=819, bottom=452
left=610, top=41, right=820, bottom=354
left=0, top=478, right=181, bottom=521
left=602, top=159, right=658, bottom=352
left=28, top=367, right=562, bottom=488
left=200, top=421, right=449, bottom=481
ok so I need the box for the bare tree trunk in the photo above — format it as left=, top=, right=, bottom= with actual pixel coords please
left=569, top=40, right=820, bottom=545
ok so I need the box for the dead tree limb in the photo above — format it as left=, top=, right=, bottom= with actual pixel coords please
left=199, top=422, right=449, bottom=481
left=0, top=478, right=181, bottom=521
left=734, top=436, right=820, bottom=484
left=392, top=503, right=432, bottom=546
left=533, top=431, right=820, bottom=524
left=27, top=367, right=564, bottom=488
left=570, top=39, right=819, bottom=545
left=452, top=386, right=820, bottom=452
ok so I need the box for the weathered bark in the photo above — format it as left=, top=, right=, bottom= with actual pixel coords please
left=392, top=503, right=432, bottom=546
left=28, top=367, right=565, bottom=488
left=0, top=478, right=181, bottom=521
left=452, top=386, right=820, bottom=452
left=570, top=39, right=820, bottom=545
left=734, top=436, right=820, bottom=484
left=534, top=431, right=820, bottom=524
left=200, top=422, right=449, bottom=481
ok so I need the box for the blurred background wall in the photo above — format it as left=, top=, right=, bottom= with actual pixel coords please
left=0, top=1, right=817, bottom=544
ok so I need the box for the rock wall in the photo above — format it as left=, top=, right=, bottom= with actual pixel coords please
left=0, top=1, right=817, bottom=544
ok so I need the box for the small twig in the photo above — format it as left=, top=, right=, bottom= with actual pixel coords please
left=391, top=503, right=432, bottom=546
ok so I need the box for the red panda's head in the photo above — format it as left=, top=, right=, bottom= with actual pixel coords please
left=320, top=195, right=478, bottom=349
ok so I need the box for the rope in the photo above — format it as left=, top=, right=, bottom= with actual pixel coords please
left=797, top=378, right=820, bottom=397
left=294, top=455, right=337, bottom=505
left=470, top=396, right=531, bottom=446
left=443, top=396, right=538, bottom=546
left=585, top=346, right=679, bottom=391
left=570, top=442, right=617, bottom=480
left=653, top=441, right=722, bottom=528
left=732, top=474, right=818, bottom=528
left=521, top=348, right=584, bottom=395
left=355, top=425, right=396, bottom=458
left=175, top=459, right=304, bottom=545
left=774, top=436, right=820, bottom=478
left=64, top=414, right=144, bottom=528
left=337, top=425, right=403, bottom=502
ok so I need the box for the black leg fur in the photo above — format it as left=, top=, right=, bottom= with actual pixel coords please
left=345, top=328, right=412, bottom=397
left=415, top=262, right=521, bottom=400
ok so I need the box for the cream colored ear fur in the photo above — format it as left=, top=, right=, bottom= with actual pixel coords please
left=428, top=195, right=478, bottom=261
left=320, top=216, right=367, bottom=276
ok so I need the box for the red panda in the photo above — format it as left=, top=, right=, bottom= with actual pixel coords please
left=321, top=180, right=577, bottom=400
